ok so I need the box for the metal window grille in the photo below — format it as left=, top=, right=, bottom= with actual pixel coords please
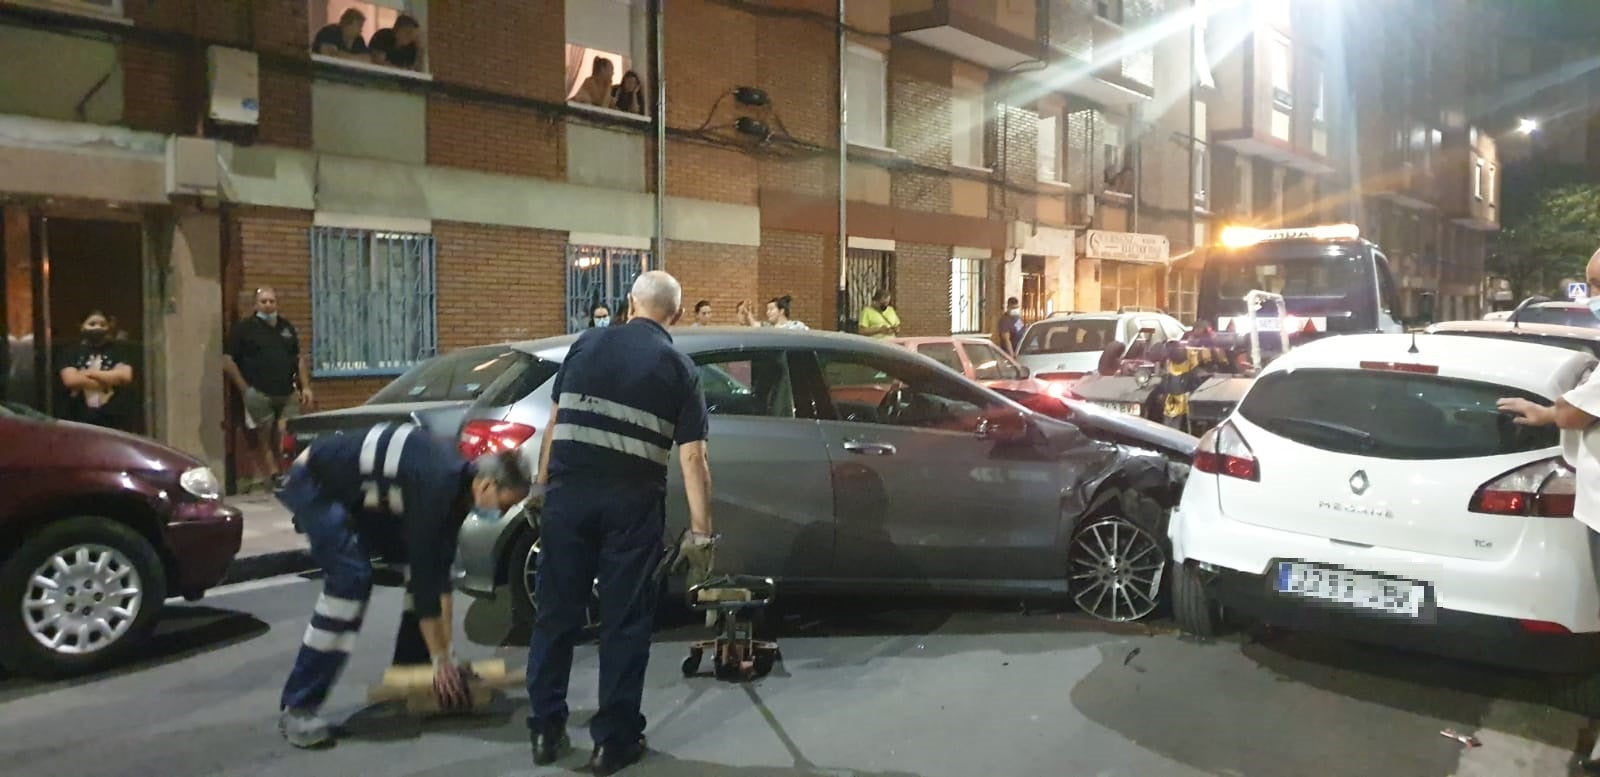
left=566, top=245, right=650, bottom=334
left=310, top=227, right=438, bottom=377
left=950, top=258, right=986, bottom=334
left=844, top=248, right=894, bottom=333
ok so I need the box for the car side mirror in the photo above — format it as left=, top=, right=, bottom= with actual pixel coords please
left=976, top=409, right=1031, bottom=443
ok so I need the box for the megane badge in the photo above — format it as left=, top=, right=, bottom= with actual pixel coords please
left=1349, top=470, right=1370, bottom=496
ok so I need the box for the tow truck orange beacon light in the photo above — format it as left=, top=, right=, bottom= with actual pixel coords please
left=1217, top=223, right=1361, bottom=249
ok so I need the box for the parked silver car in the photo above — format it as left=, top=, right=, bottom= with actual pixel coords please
left=451, top=327, right=1194, bottom=626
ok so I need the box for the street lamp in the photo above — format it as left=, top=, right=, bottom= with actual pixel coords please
left=1517, top=117, right=1539, bottom=135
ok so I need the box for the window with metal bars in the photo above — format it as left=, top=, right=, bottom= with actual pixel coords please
left=566, top=245, right=650, bottom=334
left=950, top=258, right=987, bottom=334
left=844, top=249, right=894, bottom=333
left=309, top=226, right=438, bottom=377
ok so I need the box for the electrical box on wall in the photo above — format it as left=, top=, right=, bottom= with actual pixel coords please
left=207, top=45, right=259, bottom=126
left=165, top=137, right=220, bottom=198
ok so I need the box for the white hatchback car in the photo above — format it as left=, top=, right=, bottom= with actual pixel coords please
left=1015, top=309, right=1187, bottom=385
left=1169, top=333, right=1600, bottom=698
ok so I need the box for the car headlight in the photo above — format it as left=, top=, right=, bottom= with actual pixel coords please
left=180, top=466, right=221, bottom=500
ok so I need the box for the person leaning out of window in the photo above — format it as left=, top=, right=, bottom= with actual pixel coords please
left=369, top=14, right=424, bottom=70
left=573, top=58, right=615, bottom=107
left=612, top=70, right=647, bottom=115
left=58, top=310, right=135, bottom=432
left=312, top=8, right=369, bottom=61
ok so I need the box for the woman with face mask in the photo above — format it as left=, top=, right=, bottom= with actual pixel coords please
left=589, top=303, right=612, bottom=328
left=58, top=310, right=135, bottom=431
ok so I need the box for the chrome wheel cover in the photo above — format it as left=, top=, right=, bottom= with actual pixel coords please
left=22, top=543, right=144, bottom=655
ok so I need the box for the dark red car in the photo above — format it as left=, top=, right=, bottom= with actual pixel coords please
left=0, top=401, right=243, bottom=677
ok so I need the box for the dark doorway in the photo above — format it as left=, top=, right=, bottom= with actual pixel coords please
left=1020, top=254, right=1047, bottom=324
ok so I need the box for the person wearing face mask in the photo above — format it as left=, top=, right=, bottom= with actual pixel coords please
left=590, top=303, right=613, bottom=328
left=225, top=287, right=313, bottom=492
left=272, top=426, right=535, bottom=749
left=996, top=296, right=1025, bottom=357
left=58, top=310, right=135, bottom=431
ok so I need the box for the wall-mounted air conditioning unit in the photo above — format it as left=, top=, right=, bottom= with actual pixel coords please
left=165, top=136, right=220, bottom=197
left=207, top=45, right=259, bottom=126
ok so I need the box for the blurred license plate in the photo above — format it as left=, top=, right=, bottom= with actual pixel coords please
left=1276, top=562, right=1424, bottom=617
left=1094, top=401, right=1142, bottom=416
left=1256, top=317, right=1282, bottom=331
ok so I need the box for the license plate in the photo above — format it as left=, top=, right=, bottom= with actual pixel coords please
left=1256, top=317, right=1282, bottom=331
left=1275, top=562, right=1426, bottom=617
left=1094, top=401, right=1142, bottom=416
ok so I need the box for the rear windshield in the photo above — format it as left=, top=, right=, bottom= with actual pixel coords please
left=1517, top=306, right=1600, bottom=329
left=475, top=353, right=561, bottom=408
left=1020, top=320, right=1117, bottom=354
left=1237, top=368, right=1557, bottom=460
left=368, top=347, right=526, bottom=404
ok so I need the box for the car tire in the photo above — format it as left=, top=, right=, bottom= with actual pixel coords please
left=1066, top=488, right=1170, bottom=623
left=505, top=528, right=601, bottom=635
left=0, top=517, right=167, bottom=677
left=1170, top=559, right=1226, bottom=638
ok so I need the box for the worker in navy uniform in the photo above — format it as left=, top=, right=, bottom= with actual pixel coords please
left=527, top=270, right=716, bottom=775
left=272, top=421, right=535, bottom=748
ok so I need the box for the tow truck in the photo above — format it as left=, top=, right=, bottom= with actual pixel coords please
left=1068, top=222, right=1428, bottom=435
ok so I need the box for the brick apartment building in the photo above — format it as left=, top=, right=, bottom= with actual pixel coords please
left=0, top=0, right=1504, bottom=484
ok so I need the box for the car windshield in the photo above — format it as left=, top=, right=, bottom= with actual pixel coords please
left=1238, top=367, right=1557, bottom=460
left=1202, top=244, right=1376, bottom=330
left=1517, top=306, right=1600, bottom=329
left=368, top=346, right=525, bottom=404
left=1020, top=320, right=1117, bottom=354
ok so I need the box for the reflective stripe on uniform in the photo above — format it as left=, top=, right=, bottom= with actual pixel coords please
left=559, top=392, right=675, bottom=438
left=313, top=593, right=365, bottom=621
left=553, top=423, right=670, bottom=465
left=302, top=624, right=358, bottom=653
left=358, top=422, right=414, bottom=513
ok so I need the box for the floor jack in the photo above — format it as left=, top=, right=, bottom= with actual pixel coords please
left=681, top=574, right=780, bottom=681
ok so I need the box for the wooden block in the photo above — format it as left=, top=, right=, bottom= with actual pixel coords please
left=367, top=659, right=523, bottom=706
left=696, top=588, right=752, bottom=604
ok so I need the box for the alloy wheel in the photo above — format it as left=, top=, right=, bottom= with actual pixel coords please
left=1067, top=517, right=1167, bottom=622
left=22, top=543, right=144, bottom=655
left=521, top=537, right=601, bottom=628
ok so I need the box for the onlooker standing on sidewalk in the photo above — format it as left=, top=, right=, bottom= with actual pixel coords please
left=737, top=296, right=808, bottom=330
left=996, top=296, right=1024, bottom=356
left=1497, top=247, right=1600, bottom=772
left=225, top=287, right=313, bottom=492
left=857, top=289, right=900, bottom=339
left=58, top=309, right=135, bottom=432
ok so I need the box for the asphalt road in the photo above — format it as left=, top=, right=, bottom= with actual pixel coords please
left=0, top=574, right=1592, bottom=777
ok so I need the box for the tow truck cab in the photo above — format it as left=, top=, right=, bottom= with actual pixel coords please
left=1198, top=223, right=1408, bottom=358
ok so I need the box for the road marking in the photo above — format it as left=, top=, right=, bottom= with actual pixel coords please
left=186, top=573, right=309, bottom=599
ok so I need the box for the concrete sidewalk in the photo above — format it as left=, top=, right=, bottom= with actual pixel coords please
left=224, top=492, right=314, bottom=583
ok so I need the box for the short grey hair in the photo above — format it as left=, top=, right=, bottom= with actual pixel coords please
left=473, top=449, right=533, bottom=492
left=631, top=270, right=683, bottom=317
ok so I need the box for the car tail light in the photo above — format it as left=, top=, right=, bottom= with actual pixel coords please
left=459, top=420, right=538, bottom=460
left=1358, top=360, right=1439, bottom=375
left=1469, top=457, right=1575, bottom=517
left=1194, top=421, right=1259, bottom=481
left=1518, top=619, right=1571, bottom=634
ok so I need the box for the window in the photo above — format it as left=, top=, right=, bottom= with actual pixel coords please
left=693, top=351, right=796, bottom=418
left=845, top=248, right=894, bottom=332
left=1167, top=271, right=1199, bottom=325
left=846, top=44, right=888, bottom=148
left=1100, top=262, right=1161, bottom=311
left=368, top=346, right=532, bottom=404
left=1036, top=112, right=1062, bottom=182
left=1020, top=319, right=1118, bottom=355
left=308, top=0, right=429, bottom=74
left=816, top=352, right=998, bottom=431
left=1473, top=159, right=1484, bottom=200
left=1193, top=141, right=1209, bottom=208
left=950, top=257, right=986, bottom=335
left=566, top=245, right=650, bottom=334
left=963, top=341, right=1023, bottom=381
left=916, top=342, right=965, bottom=374
left=951, top=87, right=986, bottom=168
left=1102, top=119, right=1127, bottom=189
left=1487, top=164, right=1497, bottom=206
left=1269, top=35, right=1292, bottom=109
left=309, top=226, right=438, bottom=377
left=565, top=0, right=651, bottom=118
left=1238, top=368, right=1557, bottom=460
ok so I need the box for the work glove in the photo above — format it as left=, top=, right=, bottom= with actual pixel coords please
left=431, top=657, right=473, bottom=712
left=672, top=530, right=717, bottom=624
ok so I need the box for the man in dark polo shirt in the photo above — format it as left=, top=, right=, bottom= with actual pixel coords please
left=311, top=8, right=369, bottom=61
left=370, top=14, right=423, bottom=70
left=225, top=287, right=313, bottom=493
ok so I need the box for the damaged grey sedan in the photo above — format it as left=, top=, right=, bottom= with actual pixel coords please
left=452, top=328, right=1195, bottom=625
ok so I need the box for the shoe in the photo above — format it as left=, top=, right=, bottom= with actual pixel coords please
left=588, top=737, right=647, bottom=776
left=278, top=708, right=332, bottom=748
left=529, top=723, right=570, bottom=766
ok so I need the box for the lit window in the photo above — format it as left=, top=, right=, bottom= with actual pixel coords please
left=1036, top=113, right=1062, bottom=182
left=1269, top=36, right=1292, bottom=109
left=308, top=1, right=429, bottom=74
left=1473, top=159, right=1484, bottom=200
left=951, top=87, right=986, bottom=169
left=1487, top=164, right=1497, bottom=206
left=565, top=0, right=651, bottom=119
left=310, top=226, right=437, bottom=377
left=950, top=258, right=987, bottom=334
left=846, top=44, right=888, bottom=148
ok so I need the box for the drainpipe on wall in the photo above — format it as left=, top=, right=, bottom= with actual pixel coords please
left=1130, top=104, right=1141, bottom=235
left=835, top=0, right=849, bottom=332
left=651, top=0, right=667, bottom=270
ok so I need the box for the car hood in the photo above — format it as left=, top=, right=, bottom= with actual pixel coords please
left=1058, top=399, right=1198, bottom=460
left=3, top=417, right=202, bottom=474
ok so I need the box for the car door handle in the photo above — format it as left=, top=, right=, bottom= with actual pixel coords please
left=843, top=440, right=897, bottom=456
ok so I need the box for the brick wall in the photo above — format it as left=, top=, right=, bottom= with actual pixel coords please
left=895, top=242, right=952, bottom=336
left=993, top=101, right=1038, bottom=223
left=755, top=7, right=838, bottom=199
left=758, top=229, right=837, bottom=328
left=665, top=241, right=760, bottom=325
left=663, top=0, right=759, bottom=205
left=434, top=222, right=567, bottom=346
left=430, top=0, right=564, bottom=102
left=427, top=98, right=565, bottom=180
left=888, top=44, right=953, bottom=215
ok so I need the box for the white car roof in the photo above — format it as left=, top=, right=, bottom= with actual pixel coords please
left=1260, top=333, right=1597, bottom=399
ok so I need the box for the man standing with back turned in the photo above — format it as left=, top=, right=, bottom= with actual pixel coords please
left=527, top=270, right=717, bottom=775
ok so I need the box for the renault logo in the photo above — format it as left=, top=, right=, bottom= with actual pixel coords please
left=1349, top=470, right=1370, bottom=496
